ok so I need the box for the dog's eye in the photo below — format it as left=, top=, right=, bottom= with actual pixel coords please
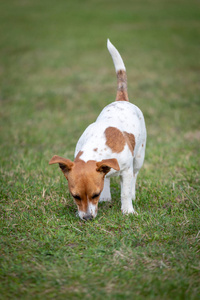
left=91, top=192, right=101, bottom=199
left=72, top=194, right=81, bottom=201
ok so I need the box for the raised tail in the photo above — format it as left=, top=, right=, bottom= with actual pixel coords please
left=107, top=39, right=129, bottom=102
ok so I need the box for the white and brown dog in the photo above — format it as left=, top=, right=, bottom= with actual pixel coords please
left=49, top=39, right=146, bottom=220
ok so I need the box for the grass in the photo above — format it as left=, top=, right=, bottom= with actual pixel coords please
left=0, top=0, right=200, bottom=299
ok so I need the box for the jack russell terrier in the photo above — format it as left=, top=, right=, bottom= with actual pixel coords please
left=49, top=39, right=147, bottom=220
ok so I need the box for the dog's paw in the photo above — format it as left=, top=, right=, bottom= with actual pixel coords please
left=121, top=207, right=138, bottom=215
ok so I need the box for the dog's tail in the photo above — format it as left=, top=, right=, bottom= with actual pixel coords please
left=107, top=39, right=129, bottom=102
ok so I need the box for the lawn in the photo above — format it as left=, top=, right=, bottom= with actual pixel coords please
left=0, top=0, right=200, bottom=299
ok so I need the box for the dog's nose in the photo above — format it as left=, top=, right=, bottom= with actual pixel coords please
left=83, top=215, right=93, bottom=221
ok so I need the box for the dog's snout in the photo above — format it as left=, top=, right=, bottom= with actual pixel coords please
left=83, top=215, right=93, bottom=221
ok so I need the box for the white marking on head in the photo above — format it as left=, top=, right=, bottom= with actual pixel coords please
left=77, top=199, right=98, bottom=220
left=88, top=201, right=97, bottom=218
left=78, top=210, right=86, bottom=220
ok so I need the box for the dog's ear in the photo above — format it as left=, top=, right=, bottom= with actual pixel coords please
left=49, top=155, right=74, bottom=176
left=96, top=158, right=120, bottom=175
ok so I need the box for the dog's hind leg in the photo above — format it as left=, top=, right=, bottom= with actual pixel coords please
left=99, top=177, right=111, bottom=202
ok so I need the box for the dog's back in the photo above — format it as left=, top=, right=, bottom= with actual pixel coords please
left=75, top=40, right=146, bottom=164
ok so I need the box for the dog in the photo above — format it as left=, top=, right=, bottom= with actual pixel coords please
left=49, top=39, right=147, bottom=220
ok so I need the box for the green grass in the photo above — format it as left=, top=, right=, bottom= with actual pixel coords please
left=0, top=0, right=200, bottom=299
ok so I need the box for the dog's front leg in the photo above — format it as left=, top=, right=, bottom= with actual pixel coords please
left=120, top=169, right=137, bottom=214
left=99, top=177, right=111, bottom=202
left=131, top=172, right=138, bottom=201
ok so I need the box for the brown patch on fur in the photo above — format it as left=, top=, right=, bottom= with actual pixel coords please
left=116, top=70, right=129, bottom=101
left=105, top=127, right=136, bottom=155
left=123, top=132, right=135, bottom=155
left=93, top=148, right=98, bottom=152
left=105, top=127, right=125, bottom=153
left=74, top=151, right=83, bottom=162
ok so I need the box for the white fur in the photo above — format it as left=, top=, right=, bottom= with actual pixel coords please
left=74, top=40, right=146, bottom=215
left=107, top=39, right=126, bottom=72
left=88, top=202, right=97, bottom=217
left=99, top=177, right=111, bottom=202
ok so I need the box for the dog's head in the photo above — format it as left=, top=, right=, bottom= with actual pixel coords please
left=49, top=155, right=119, bottom=220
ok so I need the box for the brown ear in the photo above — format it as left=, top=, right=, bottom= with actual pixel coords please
left=96, top=158, right=120, bottom=175
left=49, top=155, right=74, bottom=175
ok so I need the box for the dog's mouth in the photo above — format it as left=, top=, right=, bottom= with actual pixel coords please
left=82, top=214, right=94, bottom=221
left=77, top=206, right=98, bottom=221
left=78, top=212, right=96, bottom=221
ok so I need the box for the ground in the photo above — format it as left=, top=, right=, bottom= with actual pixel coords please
left=0, top=0, right=200, bottom=299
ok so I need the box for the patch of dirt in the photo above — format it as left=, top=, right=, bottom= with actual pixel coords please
left=184, top=130, right=200, bottom=141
